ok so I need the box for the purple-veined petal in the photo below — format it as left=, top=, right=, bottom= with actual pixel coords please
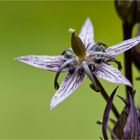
left=79, top=17, right=95, bottom=49
left=105, top=36, right=140, bottom=56
left=50, top=72, right=85, bottom=110
left=102, top=86, right=118, bottom=139
left=122, top=94, right=140, bottom=139
left=93, top=63, right=132, bottom=87
left=16, top=55, right=67, bottom=72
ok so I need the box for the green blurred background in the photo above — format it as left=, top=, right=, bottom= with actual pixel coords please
left=0, top=1, right=139, bottom=139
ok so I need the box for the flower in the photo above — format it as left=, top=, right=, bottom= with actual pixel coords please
left=102, top=88, right=140, bottom=139
left=16, top=18, right=140, bottom=110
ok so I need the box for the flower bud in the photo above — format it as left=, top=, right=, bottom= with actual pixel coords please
left=133, top=24, right=140, bottom=71
left=115, top=0, right=140, bottom=25
left=69, top=28, right=86, bottom=59
left=136, top=1, right=140, bottom=23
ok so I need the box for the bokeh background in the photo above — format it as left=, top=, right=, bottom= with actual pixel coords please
left=0, top=1, right=140, bottom=139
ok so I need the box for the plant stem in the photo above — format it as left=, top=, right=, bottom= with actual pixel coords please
left=93, top=75, right=119, bottom=119
left=122, top=22, right=133, bottom=98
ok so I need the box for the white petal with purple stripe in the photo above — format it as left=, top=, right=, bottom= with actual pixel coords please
left=93, top=63, right=132, bottom=87
left=79, top=17, right=95, bottom=50
left=105, top=36, right=140, bottom=56
left=16, top=55, right=67, bottom=72
left=50, top=72, right=85, bottom=110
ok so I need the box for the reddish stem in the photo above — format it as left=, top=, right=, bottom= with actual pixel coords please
left=122, top=22, right=133, bottom=98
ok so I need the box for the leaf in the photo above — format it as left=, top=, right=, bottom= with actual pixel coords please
left=102, top=86, right=118, bottom=140
left=122, top=94, right=140, bottom=139
left=112, top=107, right=128, bottom=139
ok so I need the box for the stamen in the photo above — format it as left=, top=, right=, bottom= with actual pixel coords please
left=96, top=42, right=108, bottom=47
left=106, top=57, right=122, bottom=70
left=61, top=48, right=73, bottom=59
left=94, top=42, right=108, bottom=52
left=89, top=51, right=108, bottom=57
left=82, top=61, right=100, bottom=92
left=61, top=48, right=72, bottom=55
left=54, top=58, right=76, bottom=90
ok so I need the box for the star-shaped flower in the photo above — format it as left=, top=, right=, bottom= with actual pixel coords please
left=16, top=18, right=140, bottom=110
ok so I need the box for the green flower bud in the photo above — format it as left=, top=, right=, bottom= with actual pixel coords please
left=69, top=28, right=86, bottom=59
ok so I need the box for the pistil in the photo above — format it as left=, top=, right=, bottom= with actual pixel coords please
left=69, top=28, right=86, bottom=59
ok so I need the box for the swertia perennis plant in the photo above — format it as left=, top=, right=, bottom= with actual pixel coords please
left=16, top=18, right=140, bottom=110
